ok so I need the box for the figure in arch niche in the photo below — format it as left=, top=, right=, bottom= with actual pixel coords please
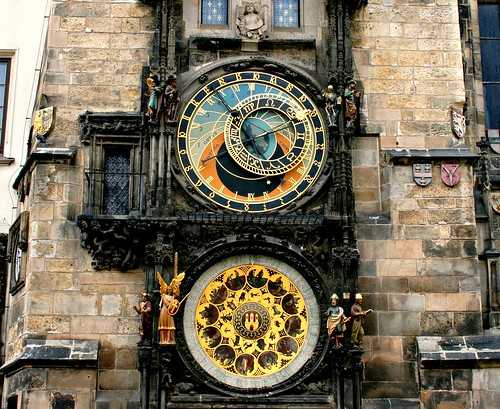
left=236, top=0, right=268, bottom=40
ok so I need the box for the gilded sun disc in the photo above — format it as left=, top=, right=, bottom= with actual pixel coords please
left=194, top=264, right=309, bottom=379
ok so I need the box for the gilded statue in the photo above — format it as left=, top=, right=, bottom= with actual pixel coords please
left=326, top=294, right=350, bottom=348
left=157, top=262, right=186, bottom=345
left=134, top=292, right=153, bottom=344
left=236, top=0, right=268, bottom=40
left=350, top=293, right=372, bottom=347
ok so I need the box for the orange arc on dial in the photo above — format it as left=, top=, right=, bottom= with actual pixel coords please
left=196, top=133, right=305, bottom=202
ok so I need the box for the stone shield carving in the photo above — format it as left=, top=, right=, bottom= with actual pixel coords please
left=413, top=163, right=432, bottom=187
left=451, top=106, right=466, bottom=139
left=33, top=106, right=54, bottom=142
left=441, top=164, right=460, bottom=187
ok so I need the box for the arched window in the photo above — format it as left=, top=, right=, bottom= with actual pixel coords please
left=201, top=0, right=229, bottom=25
left=273, top=0, right=300, bottom=28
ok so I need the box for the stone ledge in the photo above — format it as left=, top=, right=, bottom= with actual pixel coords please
left=363, top=398, right=420, bottom=409
left=383, top=148, right=479, bottom=164
left=12, top=147, right=78, bottom=190
left=0, top=338, right=99, bottom=376
left=0, top=156, right=14, bottom=165
left=417, top=336, right=500, bottom=369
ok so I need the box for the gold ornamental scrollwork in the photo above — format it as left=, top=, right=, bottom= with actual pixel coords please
left=195, top=264, right=308, bottom=377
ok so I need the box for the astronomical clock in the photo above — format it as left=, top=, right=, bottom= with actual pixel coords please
left=175, top=68, right=328, bottom=213
left=161, top=59, right=336, bottom=400
left=77, top=0, right=362, bottom=405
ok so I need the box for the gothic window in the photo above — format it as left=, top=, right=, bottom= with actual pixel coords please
left=0, top=58, right=11, bottom=155
left=201, top=0, right=229, bottom=25
left=8, top=212, right=29, bottom=295
left=478, top=3, right=500, bottom=134
left=273, top=0, right=300, bottom=28
left=80, top=113, right=143, bottom=217
left=103, top=146, right=131, bottom=215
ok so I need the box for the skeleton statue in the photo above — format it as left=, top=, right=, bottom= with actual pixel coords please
left=236, top=0, right=268, bottom=40
left=323, top=84, right=340, bottom=128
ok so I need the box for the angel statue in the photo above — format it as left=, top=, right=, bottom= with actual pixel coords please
left=156, top=262, right=186, bottom=345
left=236, top=0, right=268, bottom=40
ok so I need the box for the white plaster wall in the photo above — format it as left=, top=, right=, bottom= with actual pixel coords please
left=0, top=0, right=49, bottom=233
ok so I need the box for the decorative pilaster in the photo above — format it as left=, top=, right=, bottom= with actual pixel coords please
left=144, top=0, right=179, bottom=215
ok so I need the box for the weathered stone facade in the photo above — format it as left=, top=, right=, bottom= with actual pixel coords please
left=1, top=0, right=498, bottom=408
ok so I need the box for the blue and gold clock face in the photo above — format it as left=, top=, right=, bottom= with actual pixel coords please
left=177, top=71, right=327, bottom=213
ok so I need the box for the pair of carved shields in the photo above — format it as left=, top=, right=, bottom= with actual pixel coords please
left=33, top=106, right=54, bottom=142
left=441, top=164, right=460, bottom=187
left=413, top=163, right=432, bottom=187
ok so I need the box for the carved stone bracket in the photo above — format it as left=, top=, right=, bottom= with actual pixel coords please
left=77, top=214, right=351, bottom=274
left=79, top=111, right=144, bottom=144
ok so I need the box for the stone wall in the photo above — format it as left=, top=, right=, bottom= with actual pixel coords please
left=1, top=0, right=487, bottom=407
left=417, top=336, right=500, bottom=409
left=3, top=1, right=155, bottom=407
left=352, top=0, right=465, bottom=149
left=357, top=162, right=481, bottom=398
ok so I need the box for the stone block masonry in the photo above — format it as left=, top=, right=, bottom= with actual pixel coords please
left=352, top=0, right=466, bottom=150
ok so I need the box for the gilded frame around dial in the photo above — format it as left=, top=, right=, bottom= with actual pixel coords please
left=174, top=58, right=330, bottom=214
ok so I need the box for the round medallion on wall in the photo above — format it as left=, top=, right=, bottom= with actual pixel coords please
left=182, top=254, right=321, bottom=392
left=176, top=63, right=328, bottom=213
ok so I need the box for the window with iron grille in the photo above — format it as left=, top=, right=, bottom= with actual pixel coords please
left=0, top=58, right=11, bottom=155
left=273, top=0, right=299, bottom=28
left=103, top=146, right=131, bottom=215
left=478, top=3, right=500, bottom=133
left=80, top=113, right=144, bottom=217
left=201, top=0, right=229, bottom=25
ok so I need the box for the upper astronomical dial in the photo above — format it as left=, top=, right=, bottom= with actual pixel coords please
left=177, top=71, right=327, bottom=213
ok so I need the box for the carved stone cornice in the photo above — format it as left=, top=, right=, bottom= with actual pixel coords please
left=76, top=214, right=350, bottom=274
left=79, top=111, right=144, bottom=144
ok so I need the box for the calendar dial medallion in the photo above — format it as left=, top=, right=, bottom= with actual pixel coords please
left=177, top=71, right=327, bottom=213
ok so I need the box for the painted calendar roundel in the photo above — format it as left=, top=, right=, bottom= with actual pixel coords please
left=182, top=254, right=321, bottom=390
left=176, top=68, right=328, bottom=213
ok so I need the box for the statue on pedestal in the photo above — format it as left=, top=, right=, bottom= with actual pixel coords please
left=344, top=79, right=360, bottom=130
left=146, top=74, right=180, bottom=124
left=323, top=84, right=341, bottom=128
left=350, top=293, right=372, bottom=347
left=134, top=292, right=153, bottom=344
left=157, top=265, right=186, bottom=345
left=326, top=294, right=350, bottom=348
left=236, top=0, right=268, bottom=40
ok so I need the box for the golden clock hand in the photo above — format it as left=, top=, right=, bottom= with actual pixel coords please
left=252, top=119, right=294, bottom=139
left=214, top=90, right=240, bottom=117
